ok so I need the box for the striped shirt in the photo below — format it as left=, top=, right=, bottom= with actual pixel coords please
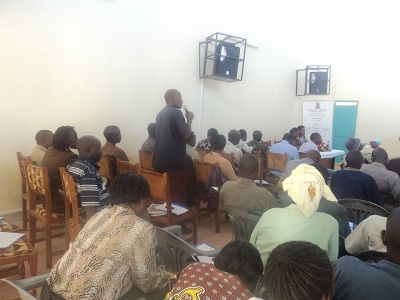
left=67, top=156, right=109, bottom=207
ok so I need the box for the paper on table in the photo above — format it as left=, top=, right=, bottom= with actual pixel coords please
left=0, top=232, right=24, bottom=249
left=195, top=242, right=217, bottom=264
left=153, top=202, right=189, bottom=216
left=254, top=179, right=271, bottom=185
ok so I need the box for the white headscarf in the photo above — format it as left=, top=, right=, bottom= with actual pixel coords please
left=282, top=164, right=337, bottom=217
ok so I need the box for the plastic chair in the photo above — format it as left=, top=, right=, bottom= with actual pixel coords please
left=155, top=227, right=220, bottom=273
left=225, top=206, right=261, bottom=242
left=338, top=198, right=389, bottom=228
left=60, top=167, right=80, bottom=251
left=16, top=152, right=32, bottom=231
left=26, top=164, right=64, bottom=269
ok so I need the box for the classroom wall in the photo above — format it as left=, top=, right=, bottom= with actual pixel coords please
left=1, top=0, right=399, bottom=212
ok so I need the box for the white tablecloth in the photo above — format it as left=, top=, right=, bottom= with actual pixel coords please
left=320, top=149, right=345, bottom=159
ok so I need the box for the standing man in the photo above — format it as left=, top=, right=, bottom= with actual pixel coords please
left=153, top=89, right=194, bottom=172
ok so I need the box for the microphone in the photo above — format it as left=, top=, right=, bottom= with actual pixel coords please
left=183, top=106, right=189, bottom=113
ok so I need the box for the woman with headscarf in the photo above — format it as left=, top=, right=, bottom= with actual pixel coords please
left=250, top=164, right=339, bottom=267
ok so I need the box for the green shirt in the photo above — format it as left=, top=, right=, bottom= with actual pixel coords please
left=250, top=204, right=339, bottom=266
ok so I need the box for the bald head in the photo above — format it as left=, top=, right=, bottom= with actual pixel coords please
left=346, top=151, right=363, bottom=169
left=76, top=135, right=102, bottom=162
left=372, top=148, right=389, bottom=165
left=382, top=207, right=400, bottom=264
left=306, top=150, right=321, bottom=163
left=239, top=154, right=259, bottom=180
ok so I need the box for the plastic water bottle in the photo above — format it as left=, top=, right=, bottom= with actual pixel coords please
left=363, top=140, right=381, bottom=148
left=326, top=141, right=330, bottom=151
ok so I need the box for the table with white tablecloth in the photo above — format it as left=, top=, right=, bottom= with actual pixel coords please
left=319, top=149, right=345, bottom=169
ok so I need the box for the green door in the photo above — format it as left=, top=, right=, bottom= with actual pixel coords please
left=332, top=101, right=359, bottom=162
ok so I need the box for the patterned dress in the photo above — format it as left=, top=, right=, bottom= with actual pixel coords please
left=165, top=262, right=254, bottom=300
left=47, top=204, right=170, bottom=299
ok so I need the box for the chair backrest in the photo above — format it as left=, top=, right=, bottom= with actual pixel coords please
left=138, top=150, right=154, bottom=171
left=16, top=152, right=32, bottom=193
left=195, top=149, right=208, bottom=161
left=98, top=154, right=117, bottom=183
left=26, top=164, right=53, bottom=218
left=60, top=167, right=80, bottom=242
left=117, top=159, right=138, bottom=175
left=155, top=227, right=220, bottom=273
left=194, top=160, right=214, bottom=185
left=226, top=206, right=261, bottom=242
left=220, top=152, right=235, bottom=168
left=338, top=198, right=389, bottom=227
left=257, top=157, right=263, bottom=187
left=267, top=152, right=288, bottom=172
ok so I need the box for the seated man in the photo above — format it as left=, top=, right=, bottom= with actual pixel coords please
left=298, top=132, right=322, bottom=153
left=30, top=130, right=53, bottom=166
left=289, top=127, right=301, bottom=148
left=251, top=165, right=339, bottom=267
left=269, top=133, right=299, bottom=161
left=333, top=208, right=400, bottom=300
left=330, top=151, right=389, bottom=210
left=264, top=241, right=333, bottom=300
left=298, top=125, right=308, bottom=144
left=283, top=150, right=321, bottom=179
left=195, top=127, right=218, bottom=152
left=141, top=123, right=156, bottom=152
left=185, top=131, right=200, bottom=161
left=101, top=125, right=129, bottom=161
left=247, top=130, right=268, bottom=159
left=361, top=148, right=400, bottom=206
left=345, top=215, right=387, bottom=255
left=204, top=134, right=238, bottom=181
left=236, top=129, right=253, bottom=154
left=67, top=135, right=110, bottom=219
left=220, top=154, right=279, bottom=216
left=224, top=129, right=243, bottom=173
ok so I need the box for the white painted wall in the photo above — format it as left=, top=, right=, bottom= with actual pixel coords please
left=1, top=0, right=399, bottom=212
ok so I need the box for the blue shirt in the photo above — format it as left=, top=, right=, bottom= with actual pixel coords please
left=330, top=168, right=385, bottom=206
left=333, top=256, right=400, bottom=300
left=67, top=156, right=110, bottom=207
left=269, top=140, right=299, bottom=161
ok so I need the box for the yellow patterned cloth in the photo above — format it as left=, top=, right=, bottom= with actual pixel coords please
left=0, top=220, right=20, bottom=232
left=34, top=204, right=63, bottom=219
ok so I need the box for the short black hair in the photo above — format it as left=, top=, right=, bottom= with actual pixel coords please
left=289, top=127, right=299, bottom=134
left=253, top=130, right=263, bottom=142
left=103, top=125, right=120, bottom=141
left=282, top=133, right=293, bottom=142
left=297, top=125, right=305, bottom=130
left=35, top=130, right=52, bottom=144
left=310, top=132, right=321, bottom=142
left=147, top=123, right=156, bottom=138
left=265, top=241, right=333, bottom=300
left=346, top=150, right=363, bottom=169
left=53, top=126, right=76, bottom=151
left=164, top=89, right=179, bottom=102
left=207, top=128, right=218, bottom=137
left=214, top=241, right=263, bottom=287
left=239, top=129, right=247, bottom=140
left=209, top=134, right=226, bottom=150
left=109, top=173, right=150, bottom=206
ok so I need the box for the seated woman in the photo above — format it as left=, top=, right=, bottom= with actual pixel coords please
left=264, top=241, right=334, bottom=300
left=41, top=173, right=170, bottom=300
left=165, top=241, right=263, bottom=299
left=250, top=164, right=339, bottom=267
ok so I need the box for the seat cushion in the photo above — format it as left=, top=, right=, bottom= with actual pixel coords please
left=34, top=204, right=63, bottom=219
left=0, top=238, right=33, bottom=258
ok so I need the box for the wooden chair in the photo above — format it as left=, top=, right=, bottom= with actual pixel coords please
left=59, top=167, right=80, bottom=250
left=140, top=169, right=198, bottom=244
left=266, top=152, right=288, bottom=184
left=338, top=198, right=389, bottom=228
left=194, top=160, right=224, bottom=233
left=138, top=150, right=154, bottom=171
left=26, top=164, right=64, bottom=269
left=98, top=154, right=117, bottom=184
left=221, top=152, right=235, bottom=168
left=16, top=152, right=32, bottom=231
left=116, top=159, right=138, bottom=175
left=155, top=227, right=219, bottom=273
left=195, top=149, right=207, bottom=161
left=226, top=206, right=261, bottom=242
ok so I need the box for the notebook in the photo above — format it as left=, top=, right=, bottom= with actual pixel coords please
left=0, top=232, right=25, bottom=249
